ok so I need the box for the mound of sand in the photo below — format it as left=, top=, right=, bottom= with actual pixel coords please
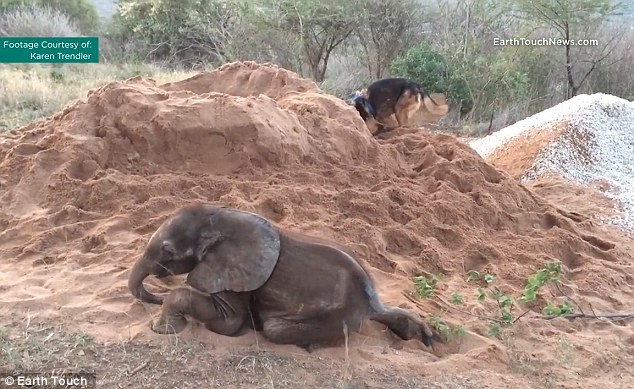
left=0, top=62, right=632, bottom=386
left=469, top=93, right=634, bottom=233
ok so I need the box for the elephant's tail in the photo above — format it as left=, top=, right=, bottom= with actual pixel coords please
left=338, top=246, right=435, bottom=347
left=363, top=281, right=385, bottom=313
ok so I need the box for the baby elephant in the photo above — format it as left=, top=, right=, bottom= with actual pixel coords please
left=128, top=203, right=435, bottom=350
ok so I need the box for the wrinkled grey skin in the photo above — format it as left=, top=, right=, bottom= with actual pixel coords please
left=128, top=203, right=436, bottom=351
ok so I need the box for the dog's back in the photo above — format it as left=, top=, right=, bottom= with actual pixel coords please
left=366, top=78, right=425, bottom=127
left=366, top=78, right=414, bottom=110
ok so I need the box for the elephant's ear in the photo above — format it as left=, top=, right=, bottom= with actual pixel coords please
left=187, top=208, right=281, bottom=294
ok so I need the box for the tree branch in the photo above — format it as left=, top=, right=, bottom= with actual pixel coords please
left=533, top=312, right=634, bottom=321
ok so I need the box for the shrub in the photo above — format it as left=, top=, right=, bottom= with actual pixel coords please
left=0, top=0, right=99, bottom=34
left=0, top=4, right=81, bottom=37
left=391, top=41, right=534, bottom=122
left=390, top=42, right=472, bottom=112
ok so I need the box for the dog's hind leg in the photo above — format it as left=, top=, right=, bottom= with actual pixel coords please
left=394, top=90, right=421, bottom=128
left=394, top=107, right=410, bottom=127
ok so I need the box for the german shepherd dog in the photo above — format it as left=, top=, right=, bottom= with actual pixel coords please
left=351, top=77, right=444, bottom=134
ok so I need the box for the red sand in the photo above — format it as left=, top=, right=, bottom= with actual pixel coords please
left=0, top=61, right=632, bottom=388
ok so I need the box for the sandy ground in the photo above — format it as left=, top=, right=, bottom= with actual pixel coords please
left=0, top=61, right=632, bottom=388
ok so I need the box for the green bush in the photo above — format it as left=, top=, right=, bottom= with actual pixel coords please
left=390, top=42, right=472, bottom=110
left=0, top=0, right=99, bottom=34
left=391, top=41, right=535, bottom=121
left=458, top=49, right=531, bottom=120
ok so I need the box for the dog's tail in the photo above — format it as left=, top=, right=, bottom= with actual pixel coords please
left=419, top=85, right=439, bottom=106
left=406, top=81, right=445, bottom=116
left=423, top=95, right=449, bottom=116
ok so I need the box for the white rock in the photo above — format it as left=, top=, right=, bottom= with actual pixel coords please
left=469, top=93, right=634, bottom=233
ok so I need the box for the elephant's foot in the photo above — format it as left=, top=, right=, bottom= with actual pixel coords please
left=151, top=314, right=188, bottom=334
left=153, top=287, right=250, bottom=337
left=150, top=288, right=193, bottom=335
left=369, top=306, right=434, bottom=347
left=297, top=343, right=317, bottom=353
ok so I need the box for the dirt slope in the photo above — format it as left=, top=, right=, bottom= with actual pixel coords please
left=0, top=61, right=632, bottom=388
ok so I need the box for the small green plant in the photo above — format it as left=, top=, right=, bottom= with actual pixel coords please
left=428, top=314, right=465, bottom=343
left=477, top=288, right=486, bottom=303
left=466, top=270, right=480, bottom=282
left=520, top=261, right=562, bottom=303
left=488, top=287, right=514, bottom=324
left=450, top=292, right=463, bottom=305
left=487, top=322, right=503, bottom=337
left=470, top=262, right=570, bottom=337
left=465, top=270, right=495, bottom=285
left=420, top=261, right=573, bottom=341
left=542, top=301, right=574, bottom=316
left=412, top=273, right=444, bottom=298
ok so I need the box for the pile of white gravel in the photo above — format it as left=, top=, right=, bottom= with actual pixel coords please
left=469, top=93, right=634, bottom=233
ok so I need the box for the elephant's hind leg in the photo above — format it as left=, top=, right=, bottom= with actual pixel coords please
left=369, top=306, right=434, bottom=347
left=262, top=316, right=359, bottom=350
left=152, top=288, right=250, bottom=336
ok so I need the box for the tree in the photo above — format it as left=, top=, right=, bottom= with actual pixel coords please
left=113, top=0, right=247, bottom=68
left=353, top=0, right=424, bottom=79
left=261, top=0, right=359, bottom=82
left=512, top=0, right=625, bottom=98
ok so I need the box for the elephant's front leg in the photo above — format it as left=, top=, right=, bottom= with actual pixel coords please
left=152, top=288, right=250, bottom=336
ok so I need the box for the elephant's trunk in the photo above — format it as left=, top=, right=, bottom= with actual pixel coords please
left=128, top=257, right=163, bottom=305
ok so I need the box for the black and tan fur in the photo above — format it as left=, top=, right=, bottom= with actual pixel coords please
left=354, top=77, right=445, bottom=133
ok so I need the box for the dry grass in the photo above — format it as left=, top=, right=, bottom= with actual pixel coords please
left=0, top=5, right=81, bottom=38
left=0, top=315, right=478, bottom=389
left=0, top=63, right=199, bottom=131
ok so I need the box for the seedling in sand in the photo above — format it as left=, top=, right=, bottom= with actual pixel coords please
left=466, top=270, right=480, bottom=283
left=466, top=270, right=495, bottom=285
left=520, top=261, right=562, bottom=303
left=543, top=302, right=574, bottom=316
left=428, top=314, right=465, bottom=343
left=412, top=273, right=444, bottom=298
left=450, top=292, right=463, bottom=305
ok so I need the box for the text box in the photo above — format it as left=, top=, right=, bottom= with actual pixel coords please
left=0, top=371, right=96, bottom=388
left=0, top=37, right=99, bottom=63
